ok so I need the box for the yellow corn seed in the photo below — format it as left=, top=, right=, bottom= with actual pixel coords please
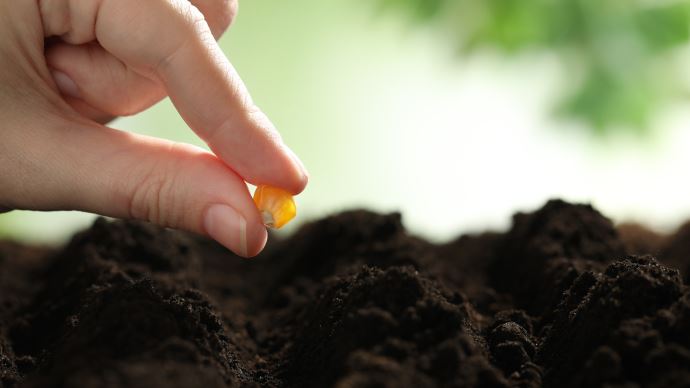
left=252, top=185, right=296, bottom=229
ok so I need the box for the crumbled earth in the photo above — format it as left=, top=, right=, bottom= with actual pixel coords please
left=1, top=199, right=690, bottom=387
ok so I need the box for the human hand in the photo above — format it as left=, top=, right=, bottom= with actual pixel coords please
left=0, top=0, right=308, bottom=257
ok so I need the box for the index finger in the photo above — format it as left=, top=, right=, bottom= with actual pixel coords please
left=95, top=0, right=308, bottom=194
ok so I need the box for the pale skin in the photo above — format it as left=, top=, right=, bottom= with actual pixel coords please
left=0, top=0, right=308, bottom=257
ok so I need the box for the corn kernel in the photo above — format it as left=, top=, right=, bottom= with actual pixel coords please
left=252, top=185, right=296, bottom=229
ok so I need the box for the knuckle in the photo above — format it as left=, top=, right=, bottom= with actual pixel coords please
left=178, top=2, right=207, bottom=32
left=190, top=0, right=237, bottom=36
left=127, top=162, right=181, bottom=228
left=155, top=1, right=210, bottom=74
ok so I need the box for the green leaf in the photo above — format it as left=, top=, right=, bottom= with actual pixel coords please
left=378, top=0, right=690, bottom=136
left=636, top=4, right=690, bottom=52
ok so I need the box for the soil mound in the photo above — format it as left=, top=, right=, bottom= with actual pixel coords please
left=1, top=201, right=689, bottom=387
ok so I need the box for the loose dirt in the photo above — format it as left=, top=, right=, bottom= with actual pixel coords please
left=1, top=200, right=689, bottom=387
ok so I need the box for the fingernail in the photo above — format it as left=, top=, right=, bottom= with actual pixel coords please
left=204, top=204, right=254, bottom=257
left=50, top=70, right=81, bottom=98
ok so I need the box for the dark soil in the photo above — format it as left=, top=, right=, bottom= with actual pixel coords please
left=1, top=199, right=690, bottom=387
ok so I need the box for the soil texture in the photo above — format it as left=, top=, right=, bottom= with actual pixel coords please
left=1, top=199, right=690, bottom=387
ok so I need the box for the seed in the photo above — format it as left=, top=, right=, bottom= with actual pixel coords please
left=252, top=185, right=296, bottom=229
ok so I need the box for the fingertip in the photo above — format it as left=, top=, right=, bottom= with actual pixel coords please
left=203, top=203, right=267, bottom=258
left=289, top=169, right=309, bottom=196
left=283, top=145, right=309, bottom=195
left=239, top=144, right=308, bottom=196
left=244, top=224, right=268, bottom=258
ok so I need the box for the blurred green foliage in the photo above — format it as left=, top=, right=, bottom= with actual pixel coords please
left=380, top=0, right=690, bottom=134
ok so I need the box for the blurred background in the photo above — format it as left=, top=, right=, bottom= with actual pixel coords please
left=2, top=0, right=690, bottom=244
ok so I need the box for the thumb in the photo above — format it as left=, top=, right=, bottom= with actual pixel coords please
left=4, top=120, right=268, bottom=258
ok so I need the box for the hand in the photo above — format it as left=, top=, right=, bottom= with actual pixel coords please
left=0, top=0, right=308, bottom=257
